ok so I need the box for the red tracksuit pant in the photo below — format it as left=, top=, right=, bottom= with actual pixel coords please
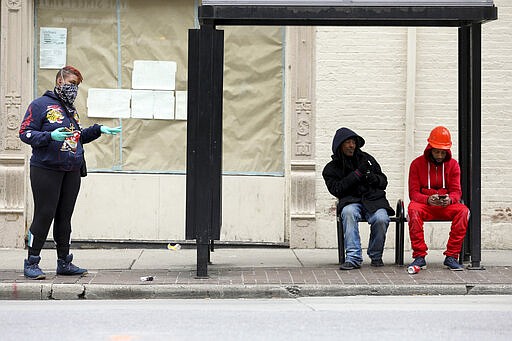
left=408, top=201, right=470, bottom=259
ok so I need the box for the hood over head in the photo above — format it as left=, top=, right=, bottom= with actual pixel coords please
left=423, top=143, right=452, bottom=163
left=331, top=127, right=365, bottom=156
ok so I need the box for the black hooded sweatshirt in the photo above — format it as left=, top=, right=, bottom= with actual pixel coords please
left=322, top=127, right=394, bottom=216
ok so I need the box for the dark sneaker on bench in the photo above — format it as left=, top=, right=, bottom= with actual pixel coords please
left=444, top=256, right=464, bottom=271
left=370, top=259, right=384, bottom=267
left=409, top=257, right=427, bottom=269
left=340, top=261, right=361, bottom=270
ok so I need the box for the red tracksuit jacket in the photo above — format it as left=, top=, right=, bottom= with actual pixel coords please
left=409, top=145, right=462, bottom=205
left=408, top=144, right=468, bottom=258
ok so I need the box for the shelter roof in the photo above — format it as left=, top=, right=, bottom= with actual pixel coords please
left=199, top=0, right=497, bottom=26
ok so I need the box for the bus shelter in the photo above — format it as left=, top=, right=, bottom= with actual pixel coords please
left=186, top=0, right=498, bottom=277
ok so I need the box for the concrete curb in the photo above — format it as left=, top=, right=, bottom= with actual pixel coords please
left=0, top=283, right=52, bottom=300
left=2, top=283, right=512, bottom=300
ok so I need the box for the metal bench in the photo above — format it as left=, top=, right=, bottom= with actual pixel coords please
left=336, top=199, right=466, bottom=267
left=336, top=199, right=406, bottom=266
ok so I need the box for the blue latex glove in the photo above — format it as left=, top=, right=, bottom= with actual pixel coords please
left=50, top=127, right=73, bottom=141
left=100, top=126, right=122, bottom=135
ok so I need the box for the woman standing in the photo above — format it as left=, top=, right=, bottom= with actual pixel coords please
left=19, top=66, right=121, bottom=279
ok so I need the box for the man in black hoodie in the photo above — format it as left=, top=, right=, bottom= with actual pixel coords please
left=323, top=127, right=394, bottom=270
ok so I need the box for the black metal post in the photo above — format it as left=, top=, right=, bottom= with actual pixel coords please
left=468, top=23, right=482, bottom=269
left=186, top=25, right=224, bottom=278
left=211, top=28, right=224, bottom=245
left=458, top=26, right=471, bottom=262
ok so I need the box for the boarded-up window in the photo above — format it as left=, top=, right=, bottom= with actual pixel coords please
left=35, top=0, right=284, bottom=174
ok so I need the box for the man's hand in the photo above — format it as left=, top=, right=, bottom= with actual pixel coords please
left=428, top=194, right=451, bottom=207
left=358, top=160, right=371, bottom=174
left=427, top=194, right=441, bottom=206
left=366, top=173, right=379, bottom=185
left=439, top=195, right=451, bottom=207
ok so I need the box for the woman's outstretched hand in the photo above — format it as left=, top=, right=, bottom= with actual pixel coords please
left=100, top=126, right=122, bottom=135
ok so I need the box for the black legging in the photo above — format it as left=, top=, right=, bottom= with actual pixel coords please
left=28, top=166, right=81, bottom=259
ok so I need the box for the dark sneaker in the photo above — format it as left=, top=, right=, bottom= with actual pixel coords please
left=24, top=255, right=46, bottom=280
left=56, top=254, right=88, bottom=276
left=444, top=256, right=464, bottom=271
left=409, top=257, right=427, bottom=269
left=340, top=261, right=361, bottom=270
left=370, top=259, right=384, bottom=267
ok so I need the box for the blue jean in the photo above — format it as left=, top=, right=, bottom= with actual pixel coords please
left=341, top=203, right=390, bottom=266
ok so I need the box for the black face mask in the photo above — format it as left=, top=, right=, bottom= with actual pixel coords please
left=55, top=83, right=78, bottom=105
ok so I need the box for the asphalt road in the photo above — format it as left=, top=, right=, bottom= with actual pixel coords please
left=1, top=295, right=511, bottom=340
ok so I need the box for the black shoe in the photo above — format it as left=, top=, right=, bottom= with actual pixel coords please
left=444, top=256, right=464, bottom=271
left=409, top=257, right=427, bottom=269
left=56, top=254, right=88, bottom=276
left=24, top=255, right=46, bottom=280
left=370, top=259, right=384, bottom=267
left=340, top=261, right=361, bottom=270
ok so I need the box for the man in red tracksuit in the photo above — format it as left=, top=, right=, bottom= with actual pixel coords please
left=407, top=126, right=470, bottom=271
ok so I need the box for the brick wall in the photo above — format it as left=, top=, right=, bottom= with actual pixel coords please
left=314, top=0, right=512, bottom=252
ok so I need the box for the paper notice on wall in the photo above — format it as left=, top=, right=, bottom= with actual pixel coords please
left=39, top=27, right=67, bottom=69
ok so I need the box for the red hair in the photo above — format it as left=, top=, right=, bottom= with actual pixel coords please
left=56, top=65, right=83, bottom=84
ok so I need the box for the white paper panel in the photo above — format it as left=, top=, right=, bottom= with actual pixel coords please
left=153, top=90, right=175, bottom=120
left=131, top=90, right=174, bottom=120
left=87, top=88, right=131, bottom=118
left=132, top=60, right=176, bottom=90
left=175, top=91, right=187, bottom=120
left=131, top=90, right=154, bottom=119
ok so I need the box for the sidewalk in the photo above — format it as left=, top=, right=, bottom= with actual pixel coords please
left=1, top=247, right=511, bottom=300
